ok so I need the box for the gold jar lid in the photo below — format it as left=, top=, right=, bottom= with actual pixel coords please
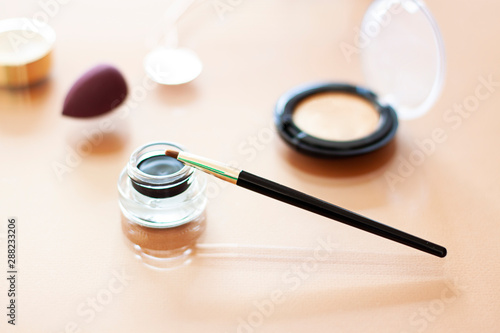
left=0, top=18, right=56, bottom=88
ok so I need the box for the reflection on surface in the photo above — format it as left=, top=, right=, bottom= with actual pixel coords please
left=0, top=78, right=52, bottom=134
left=193, top=243, right=444, bottom=277
left=122, top=211, right=207, bottom=270
left=64, top=116, right=129, bottom=156
left=140, top=242, right=450, bottom=323
left=280, top=139, right=397, bottom=179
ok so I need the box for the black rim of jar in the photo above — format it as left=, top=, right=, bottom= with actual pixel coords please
left=127, top=142, right=194, bottom=198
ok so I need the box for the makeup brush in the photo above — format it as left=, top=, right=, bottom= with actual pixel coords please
left=165, top=150, right=447, bottom=258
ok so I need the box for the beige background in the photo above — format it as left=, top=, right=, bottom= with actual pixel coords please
left=1, top=0, right=499, bottom=332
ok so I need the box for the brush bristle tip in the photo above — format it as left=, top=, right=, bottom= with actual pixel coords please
left=165, top=150, right=179, bottom=159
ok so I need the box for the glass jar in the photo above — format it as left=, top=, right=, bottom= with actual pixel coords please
left=118, top=142, right=207, bottom=269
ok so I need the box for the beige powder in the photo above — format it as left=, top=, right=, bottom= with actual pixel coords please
left=293, top=92, right=380, bottom=141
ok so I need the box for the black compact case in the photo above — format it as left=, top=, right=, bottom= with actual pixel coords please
left=275, top=83, right=398, bottom=157
left=274, top=0, right=445, bottom=157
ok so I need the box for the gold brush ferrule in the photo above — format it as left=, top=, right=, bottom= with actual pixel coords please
left=176, top=151, right=241, bottom=184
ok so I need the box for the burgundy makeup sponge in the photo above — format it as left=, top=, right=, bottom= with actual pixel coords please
left=62, top=64, right=128, bottom=118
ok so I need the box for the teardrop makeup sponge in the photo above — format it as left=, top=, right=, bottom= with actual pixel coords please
left=62, top=64, right=128, bottom=118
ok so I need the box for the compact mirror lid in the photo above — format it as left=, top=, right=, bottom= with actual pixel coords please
left=361, top=0, right=445, bottom=119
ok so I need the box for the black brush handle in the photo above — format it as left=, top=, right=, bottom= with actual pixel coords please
left=236, top=171, right=446, bottom=258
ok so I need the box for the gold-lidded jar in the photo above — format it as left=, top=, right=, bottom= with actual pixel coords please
left=0, top=18, right=56, bottom=88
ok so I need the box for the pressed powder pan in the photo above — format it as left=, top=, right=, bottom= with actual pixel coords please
left=293, top=91, right=381, bottom=142
left=276, top=83, right=398, bottom=157
left=275, top=0, right=445, bottom=157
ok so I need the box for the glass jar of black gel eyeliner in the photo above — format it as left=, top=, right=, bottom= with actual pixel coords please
left=118, top=142, right=207, bottom=269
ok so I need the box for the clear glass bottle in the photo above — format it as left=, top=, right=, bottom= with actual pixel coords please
left=118, top=142, right=207, bottom=269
